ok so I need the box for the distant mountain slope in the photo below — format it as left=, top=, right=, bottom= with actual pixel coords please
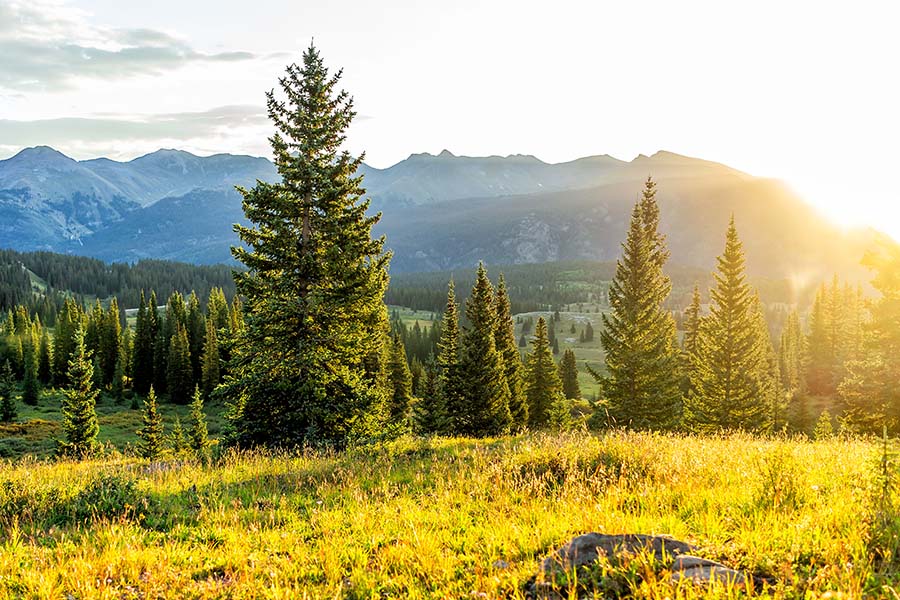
left=1, top=145, right=889, bottom=282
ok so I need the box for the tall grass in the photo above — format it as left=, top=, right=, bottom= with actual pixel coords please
left=0, top=431, right=895, bottom=598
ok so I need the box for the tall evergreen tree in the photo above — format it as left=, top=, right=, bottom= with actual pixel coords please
left=598, top=184, right=682, bottom=430
left=457, top=264, right=511, bottom=436
left=21, top=334, right=39, bottom=406
left=59, top=325, right=99, bottom=457
left=686, top=217, right=772, bottom=431
left=201, top=318, right=221, bottom=398
left=558, top=348, right=580, bottom=400
left=99, top=298, right=121, bottom=386
left=437, top=281, right=464, bottom=434
left=37, top=329, right=52, bottom=385
left=167, top=324, right=193, bottom=405
left=186, top=292, right=206, bottom=383
left=226, top=45, right=390, bottom=448
left=137, top=386, right=164, bottom=459
left=0, top=360, right=15, bottom=422
left=132, top=291, right=154, bottom=395
left=494, top=274, right=528, bottom=429
left=525, top=317, right=564, bottom=427
left=778, top=309, right=804, bottom=396
left=386, top=333, right=413, bottom=426
left=413, top=355, right=448, bottom=435
left=52, top=298, right=82, bottom=386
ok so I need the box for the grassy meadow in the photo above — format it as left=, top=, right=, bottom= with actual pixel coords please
left=1, top=431, right=898, bottom=598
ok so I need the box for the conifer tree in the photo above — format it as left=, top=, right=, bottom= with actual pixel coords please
left=686, top=217, right=772, bottom=431
left=598, top=185, right=682, bottom=430
left=0, top=360, right=15, bottom=422
left=387, top=333, right=413, bottom=425
left=584, top=321, right=594, bottom=342
left=133, top=291, right=156, bottom=395
left=207, top=287, right=230, bottom=332
left=21, top=334, right=39, bottom=406
left=186, top=292, right=206, bottom=382
left=457, top=263, right=511, bottom=436
left=437, top=281, right=464, bottom=433
left=170, top=416, right=187, bottom=454
left=494, top=274, right=528, bottom=429
left=226, top=45, right=390, bottom=448
left=805, top=284, right=834, bottom=395
left=167, top=324, right=193, bottom=404
left=59, top=326, right=99, bottom=457
left=112, top=344, right=125, bottom=402
left=52, top=298, right=82, bottom=385
left=37, top=329, right=52, bottom=385
left=547, top=396, right=573, bottom=432
left=201, top=318, right=221, bottom=398
left=558, top=348, right=580, bottom=400
left=99, top=298, right=121, bottom=386
left=413, top=356, right=448, bottom=435
left=137, top=386, right=164, bottom=459
left=778, top=309, right=804, bottom=396
left=525, top=317, right=564, bottom=427
left=188, top=385, right=211, bottom=457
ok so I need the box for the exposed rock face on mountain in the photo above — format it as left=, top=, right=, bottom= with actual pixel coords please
left=0, top=146, right=887, bottom=280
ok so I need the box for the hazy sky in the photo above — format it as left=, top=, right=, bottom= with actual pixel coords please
left=1, top=0, right=898, bottom=235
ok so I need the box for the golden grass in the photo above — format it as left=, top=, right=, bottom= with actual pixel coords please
left=0, top=431, right=896, bottom=598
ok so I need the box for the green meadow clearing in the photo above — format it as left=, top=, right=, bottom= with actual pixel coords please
left=1, top=431, right=897, bottom=599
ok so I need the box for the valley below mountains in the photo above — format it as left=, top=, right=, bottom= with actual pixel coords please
left=0, top=146, right=885, bottom=281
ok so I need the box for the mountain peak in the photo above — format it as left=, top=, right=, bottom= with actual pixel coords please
left=5, top=145, right=75, bottom=164
left=437, top=149, right=455, bottom=158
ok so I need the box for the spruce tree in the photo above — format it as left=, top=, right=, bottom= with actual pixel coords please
left=59, top=326, right=100, bottom=457
left=457, top=263, right=511, bottom=436
left=188, top=385, right=211, bottom=457
left=0, top=360, right=15, bottom=422
left=598, top=185, right=681, bottom=430
left=525, top=317, right=564, bottom=427
left=170, top=416, right=187, bottom=455
left=133, top=291, right=156, bottom=395
left=494, top=274, right=528, bottom=429
left=37, top=329, right=52, bottom=385
left=686, top=217, right=772, bottom=431
left=805, top=284, right=834, bottom=395
left=547, top=396, right=573, bottom=432
left=167, top=324, right=193, bottom=405
left=99, top=298, right=121, bottom=386
left=387, top=333, right=413, bottom=425
left=413, top=356, right=448, bottom=435
left=21, top=334, right=39, bottom=406
left=681, top=286, right=703, bottom=397
left=137, top=386, right=164, bottom=459
left=227, top=45, right=390, bottom=448
left=437, top=281, right=464, bottom=434
left=558, top=348, right=580, bottom=400
left=201, top=318, right=221, bottom=398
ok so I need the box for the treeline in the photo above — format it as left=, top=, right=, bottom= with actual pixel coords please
left=0, top=287, right=243, bottom=426
left=0, top=249, right=237, bottom=325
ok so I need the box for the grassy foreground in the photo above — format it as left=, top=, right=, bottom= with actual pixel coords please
left=0, top=431, right=896, bottom=599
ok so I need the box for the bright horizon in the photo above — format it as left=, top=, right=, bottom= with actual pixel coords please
left=1, top=0, right=898, bottom=237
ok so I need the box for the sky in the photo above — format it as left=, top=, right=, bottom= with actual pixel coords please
left=1, top=0, right=898, bottom=236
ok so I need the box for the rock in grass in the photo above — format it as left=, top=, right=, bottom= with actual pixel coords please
left=670, top=555, right=746, bottom=587
left=540, top=533, right=695, bottom=576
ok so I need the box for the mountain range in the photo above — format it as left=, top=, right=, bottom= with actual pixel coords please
left=0, top=146, right=888, bottom=282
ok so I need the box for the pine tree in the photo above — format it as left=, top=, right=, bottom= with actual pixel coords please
left=584, top=321, right=594, bottom=342
left=413, top=356, right=448, bottom=435
left=167, top=324, right=193, bottom=405
left=387, top=333, right=413, bottom=426
left=226, top=45, right=390, bottom=448
left=133, top=291, right=156, bottom=395
left=37, top=329, right=52, bottom=385
left=112, top=343, right=126, bottom=402
left=437, top=280, right=464, bottom=434
left=457, top=263, right=511, bottom=436
left=0, top=360, right=15, bottom=422
left=201, top=318, right=221, bottom=398
left=558, top=348, right=580, bottom=400
left=525, top=317, right=564, bottom=427
left=52, top=298, right=82, bottom=386
left=805, top=284, right=834, bottom=395
left=170, top=416, right=188, bottom=455
left=686, top=217, right=772, bottom=431
left=59, top=326, right=100, bottom=457
left=598, top=185, right=682, bottom=430
left=21, top=334, right=39, bottom=406
left=137, top=386, right=164, bottom=459
left=186, top=292, right=206, bottom=383
left=494, top=274, right=528, bottom=429
left=778, top=309, right=804, bottom=395
left=188, top=385, right=211, bottom=457
left=547, top=396, right=573, bottom=432
left=99, top=298, right=121, bottom=386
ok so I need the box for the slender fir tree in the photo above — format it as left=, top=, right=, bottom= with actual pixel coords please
left=437, top=280, right=464, bottom=434
left=686, top=217, right=773, bottom=431
left=59, top=326, right=99, bottom=458
left=0, top=360, right=15, bottom=422
left=21, top=334, right=39, bottom=406
left=137, top=386, right=164, bottom=459
left=494, top=274, right=528, bottom=429
left=201, top=318, right=221, bottom=398
left=457, top=263, right=511, bottom=436
left=188, top=385, right=211, bottom=457
left=167, top=324, right=193, bottom=405
left=525, top=317, right=564, bottom=427
left=226, top=45, right=390, bottom=448
left=387, top=333, right=413, bottom=425
left=558, top=348, right=580, bottom=400
left=170, top=416, right=188, bottom=455
left=598, top=185, right=682, bottom=430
